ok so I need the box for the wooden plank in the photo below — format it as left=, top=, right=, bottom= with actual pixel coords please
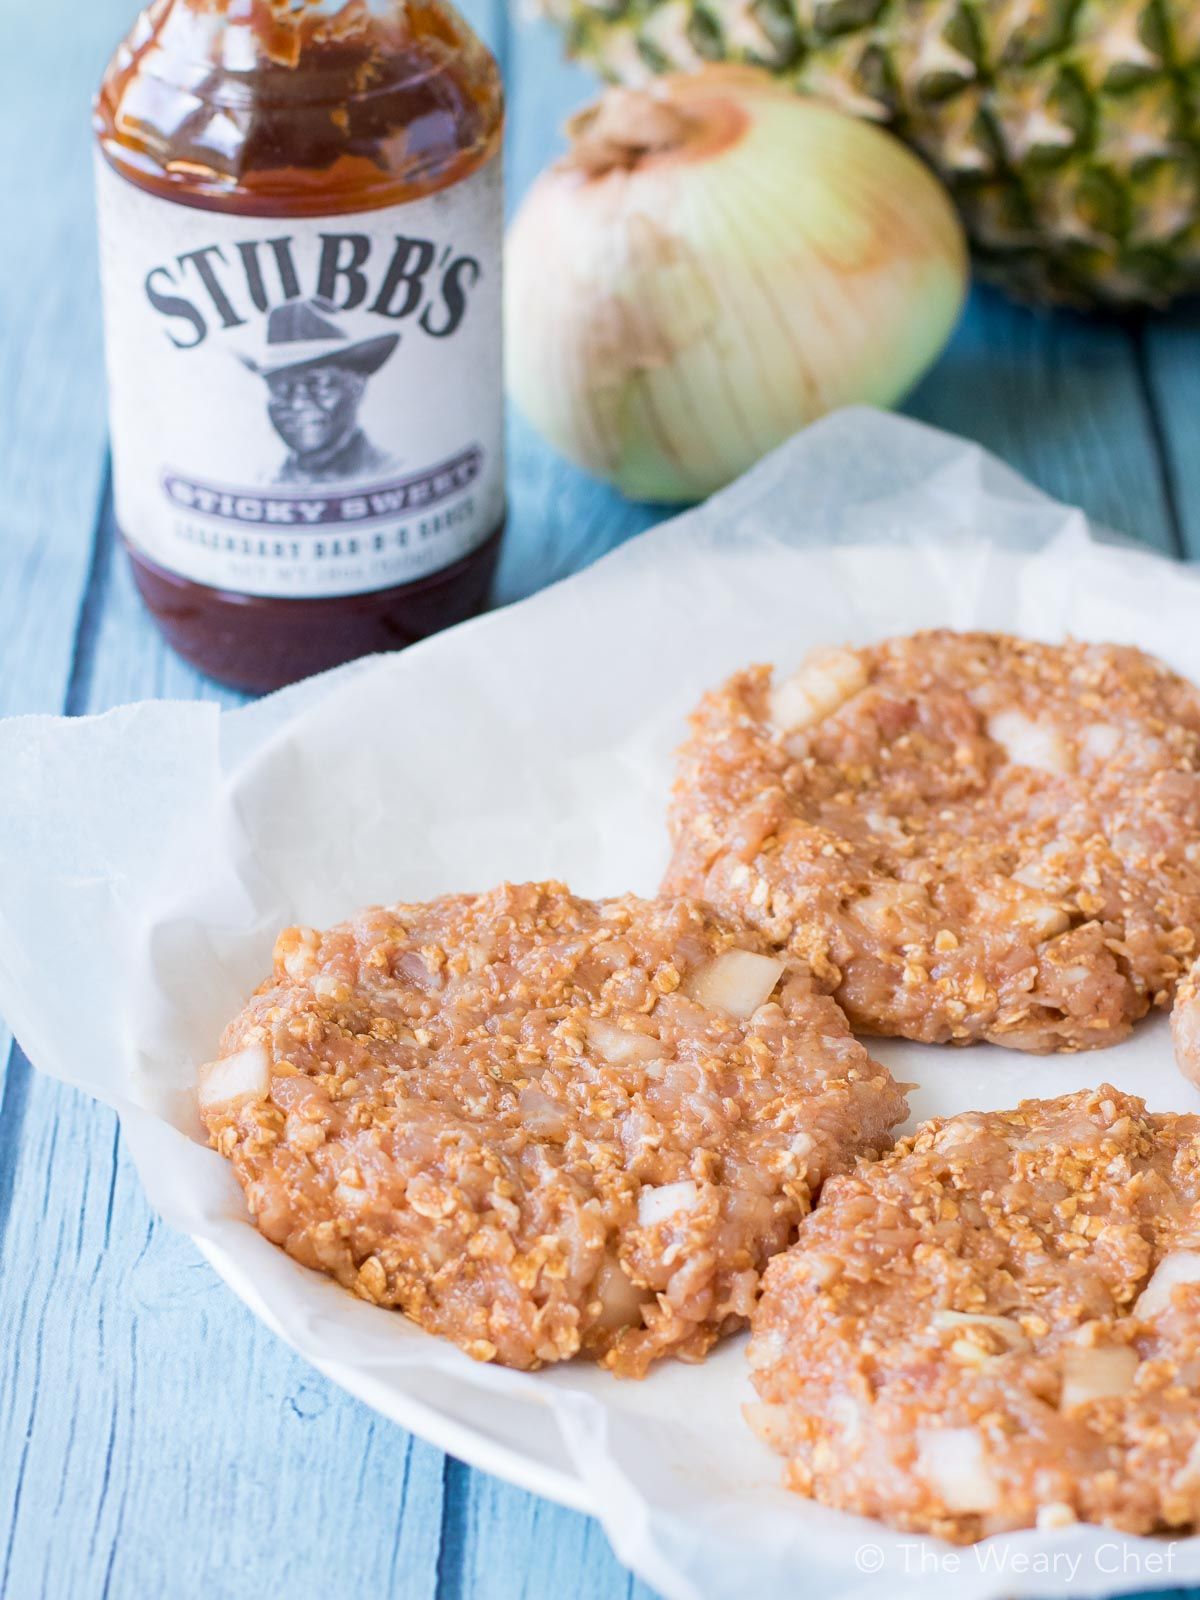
left=0, top=10, right=446, bottom=1600
left=906, top=289, right=1181, bottom=556
left=441, top=1456, right=657, bottom=1600
left=0, top=3, right=112, bottom=719
left=0, top=0, right=127, bottom=1115
left=0, top=1072, right=446, bottom=1600
left=1137, top=307, right=1200, bottom=559
left=0, top=502, right=453, bottom=1600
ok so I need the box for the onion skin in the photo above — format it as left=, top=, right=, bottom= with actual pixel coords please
left=505, top=67, right=968, bottom=502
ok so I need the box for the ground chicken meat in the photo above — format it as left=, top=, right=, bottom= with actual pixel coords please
left=665, top=632, right=1200, bottom=1052
left=200, top=881, right=905, bottom=1375
left=1173, top=956, right=1200, bottom=1088
left=748, top=1086, right=1200, bottom=1541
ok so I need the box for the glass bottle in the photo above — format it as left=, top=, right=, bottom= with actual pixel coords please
left=94, top=0, right=505, bottom=692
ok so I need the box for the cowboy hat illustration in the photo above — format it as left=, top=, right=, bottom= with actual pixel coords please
left=241, top=299, right=400, bottom=485
left=239, top=297, right=399, bottom=380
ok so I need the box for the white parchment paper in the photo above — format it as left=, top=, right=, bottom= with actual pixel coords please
left=3, top=406, right=1200, bottom=1600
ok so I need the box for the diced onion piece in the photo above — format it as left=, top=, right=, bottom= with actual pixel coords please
left=793, top=1252, right=842, bottom=1289
left=585, top=1018, right=664, bottom=1066
left=637, top=1179, right=700, bottom=1226
left=1013, top=858, right=1056, bottom=891
left=197, top=1043, right=271, bottom=1112
left=829, top=1394, right=863, bottom=1442
left=1080, top=723, right=1121, bottom=762
left=1037, top=1502, right=1078, bottom=1531
left=931, top=1310, right=1028, bottom=1369
left=863, top=808, right=906, bottom=842
left=930, top=1310, right=1028, bottom=1348
left=275, top=924, right=321, bottom=980
left=769, top=648, right=867, bottom=733
left=949, top=1339, right=991, bottom=1367
left=1174, top=989, right=1200, bottom=1090
left=743, top=1401, right=790, bottom=1450
left=1013, top=1117, right=1106, bottom=1152
left=518, top=1085, right=568, bottom=1138
left=1059, top=1345, right=1139, bottom=1409
left=285, top=1113, right=325, bottom=1153
left=685, top=950, right=784, bottom=1018
left=724, top=1187, right=773, bottom=1231
left=1134, top=1251, right=1200, bottom=1319
left=987, top=710, right=1073, bottom=775
left=853, top=881, right=927, bottom=940
left=592, top=1256, right=650, bottom=1330
left=1017, top=900, right=1071, bottom=939
left=975, top=883, right=1070, bottom=940
left=933, top=1113, right=988, bottom=1157
left=917, top=1427, right=999, bottom=1513
left=745, top=1329, right=785, bottom=1372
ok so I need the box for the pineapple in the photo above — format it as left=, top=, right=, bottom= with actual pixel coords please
left=548, top=0, right=1200, bottom=307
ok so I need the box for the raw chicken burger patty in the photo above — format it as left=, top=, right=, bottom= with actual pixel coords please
left=748, top=1087, right=1200, bottom=1542
left=200, top=882, right=905, bottom=1375
left=1173, top=956, right=1200, bottom=1088
left=665, top=631, right=1200, bottom=1052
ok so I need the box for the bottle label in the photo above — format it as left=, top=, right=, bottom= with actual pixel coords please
left=95, top=155, right=504, bottom=599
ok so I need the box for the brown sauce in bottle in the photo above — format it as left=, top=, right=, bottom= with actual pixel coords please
left=94, top=0, right=505, bottom=692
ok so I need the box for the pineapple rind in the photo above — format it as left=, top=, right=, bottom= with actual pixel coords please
left=558, top=0, right=1200, bottom=304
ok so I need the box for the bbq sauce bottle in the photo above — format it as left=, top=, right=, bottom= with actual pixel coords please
left=94, top=0, right=504, bottom=692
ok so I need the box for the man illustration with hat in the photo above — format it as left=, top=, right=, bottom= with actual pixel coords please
left=241, top=299, right=400, bottom=486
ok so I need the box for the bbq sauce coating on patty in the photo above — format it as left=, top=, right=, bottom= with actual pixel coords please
left=665, top=632, right=1200, bottom=1052
left=749, top=1086, right=1200, bottom=1541
left=200, top=882, right=905, bottom=1374
left=1173, top=957, right=1200, bottom=1088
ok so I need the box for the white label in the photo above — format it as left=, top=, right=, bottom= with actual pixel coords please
left=95, top=155, right=504, bottom=598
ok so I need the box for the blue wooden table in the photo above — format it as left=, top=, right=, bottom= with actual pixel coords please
left=4, top=3, right=1200, bottom=1598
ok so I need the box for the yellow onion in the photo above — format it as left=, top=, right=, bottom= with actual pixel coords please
left=505, top=67, right=968, bottom=502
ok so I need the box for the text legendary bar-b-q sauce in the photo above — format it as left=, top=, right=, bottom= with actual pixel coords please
left=94, top=0, right=505, bottom=691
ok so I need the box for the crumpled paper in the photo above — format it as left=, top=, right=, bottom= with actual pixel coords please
left=2, top=406, right=1200, bottom=1600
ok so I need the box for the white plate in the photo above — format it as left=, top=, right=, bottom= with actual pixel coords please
left=6, top=410, right=1200, bottom=1600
